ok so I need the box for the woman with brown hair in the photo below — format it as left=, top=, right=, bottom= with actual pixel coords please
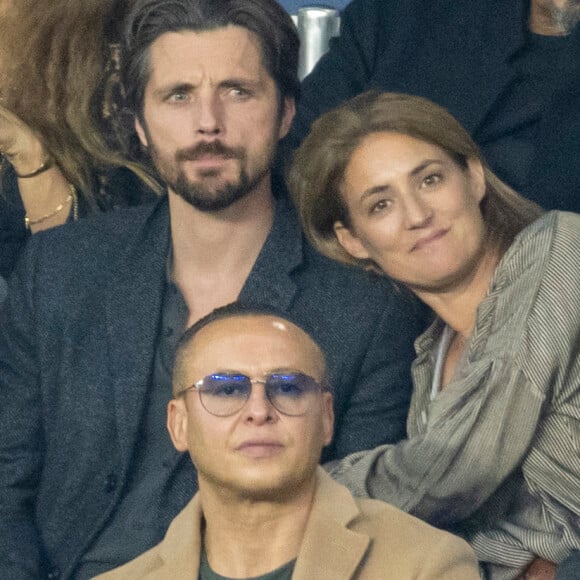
left=0, top=0, right=159, bottom=279
left=289, top=90, right=580, bottom=579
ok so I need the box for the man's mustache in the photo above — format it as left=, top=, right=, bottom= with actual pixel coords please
left=176, top=141, right=244, bottom=161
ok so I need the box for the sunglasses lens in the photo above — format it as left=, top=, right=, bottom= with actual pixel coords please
left=200, top=374, right=251, bottom=416
left=266, top=373, right=319, bottom=415
left=196, top=373, right=321, bottom=416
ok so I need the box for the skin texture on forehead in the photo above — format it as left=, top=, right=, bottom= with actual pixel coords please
left=175, top=314, right=326, bottom=391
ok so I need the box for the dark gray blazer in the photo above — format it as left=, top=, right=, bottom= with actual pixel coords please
left=0, top=195, right=422, bottom=579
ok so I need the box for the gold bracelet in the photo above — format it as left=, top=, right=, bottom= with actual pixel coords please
left=24, top=184, right=77, bottom=230
left=14, top=157, right=54, bottom=179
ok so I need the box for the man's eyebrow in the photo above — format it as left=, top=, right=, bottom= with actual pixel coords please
left=219, top=77, right=264, bottom=90
left=267, top=367, right=308, bottom=375
left=152, top=82, right=194, bottom=99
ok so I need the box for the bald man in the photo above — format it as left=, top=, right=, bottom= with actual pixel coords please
left=97, top=303, right=479, bottom=580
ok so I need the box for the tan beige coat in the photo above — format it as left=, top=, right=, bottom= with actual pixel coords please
left=95, top=469, right=478, bottom=579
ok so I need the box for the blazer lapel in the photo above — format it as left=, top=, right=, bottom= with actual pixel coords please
left=239, top=195, right=302, bottom=311
left=293, top=470, right=370, bottom=579
left=105, top=198, right=171, bottom=465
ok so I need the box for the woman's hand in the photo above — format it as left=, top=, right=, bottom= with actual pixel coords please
left=0, top=103, right=49, bottom=176
left=519, top=557, right=557, bottom=580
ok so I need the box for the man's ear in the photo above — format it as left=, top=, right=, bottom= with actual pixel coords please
left=278, top=96, right=296, bottom=140
left=135, top=116, right=149, bottom=148
left=321, top=391, right=334, bottom=447
left=333, top=221, right=371, bottom=261
left=167, top=398, right=189, bottom=452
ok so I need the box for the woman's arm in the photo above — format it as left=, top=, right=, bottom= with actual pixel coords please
left=327, top=360, right=544, bottom=526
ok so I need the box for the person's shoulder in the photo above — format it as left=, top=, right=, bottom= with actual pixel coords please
left=12, top=197, right=167, bottom=290
left=93, top=497, right=201, bottom=579
left=57, top=197, right=162, bottom=239
left=301, top=237, right=424, bottom=317
left=513, top=211, right=580, bottom=264
left=28, top=197, right=165, bottom=258
left=302, top=242, right=383, bottom=289
left=353, top=495, right=447, bottom=539
left=549, top=210, right=580, bottom=245
left=318, top=470, right=465, bottom=548
left=528, top=211, right=580, bottom=301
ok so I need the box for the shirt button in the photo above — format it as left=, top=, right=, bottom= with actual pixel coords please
left=104, top=473, right=118, bottom=493
left=47, top=567, right=61, bottom=579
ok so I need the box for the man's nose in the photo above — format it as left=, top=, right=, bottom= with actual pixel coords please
left=196, top=91, right=222, bottom=135
left=242, top=382, right=277, bottom=424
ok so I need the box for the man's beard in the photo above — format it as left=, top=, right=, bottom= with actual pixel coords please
left=150, top=139, right=270, bottom=212
left=547, top=0, right=580, bottom=31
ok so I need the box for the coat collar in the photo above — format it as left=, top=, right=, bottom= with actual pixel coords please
left=293, top=469, right=370, bottom=579
left=156, top=494, right=203, bottom=579
left=151, top=468, right=370, bottom=579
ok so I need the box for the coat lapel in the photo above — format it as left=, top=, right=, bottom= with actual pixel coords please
left=153, top=497, right=202, bottom=579
left=105, top=198, right=171, bottom=465
left=238, top=195, right=302, bottom=311
left=293, top=470, right=370, bottom=579
left=131, top=470, right=369, bottom=578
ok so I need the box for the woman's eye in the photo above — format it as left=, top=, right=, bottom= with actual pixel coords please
left=422, top=173, right=442, bottom=187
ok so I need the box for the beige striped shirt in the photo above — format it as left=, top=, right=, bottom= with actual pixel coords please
left=327, top=211, right=580, bottom=579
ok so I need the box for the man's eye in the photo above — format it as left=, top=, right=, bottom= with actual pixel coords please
left=369, top=199, right=391, bottom=214
left=167, top=92, right=188, bottom=103
left=278, top=381, right=304, bottom=396
left=270, top=381, right=304, bottom=399
left=213, top=383, right=246, bottom=397
left=228, top=87, right=252, bottom=99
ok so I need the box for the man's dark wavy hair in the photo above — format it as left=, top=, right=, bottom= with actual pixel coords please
left=121, top=0, right=300, bottom=120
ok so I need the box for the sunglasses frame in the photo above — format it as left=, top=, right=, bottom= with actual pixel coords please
left=178, top=371, right=324, bottom=417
